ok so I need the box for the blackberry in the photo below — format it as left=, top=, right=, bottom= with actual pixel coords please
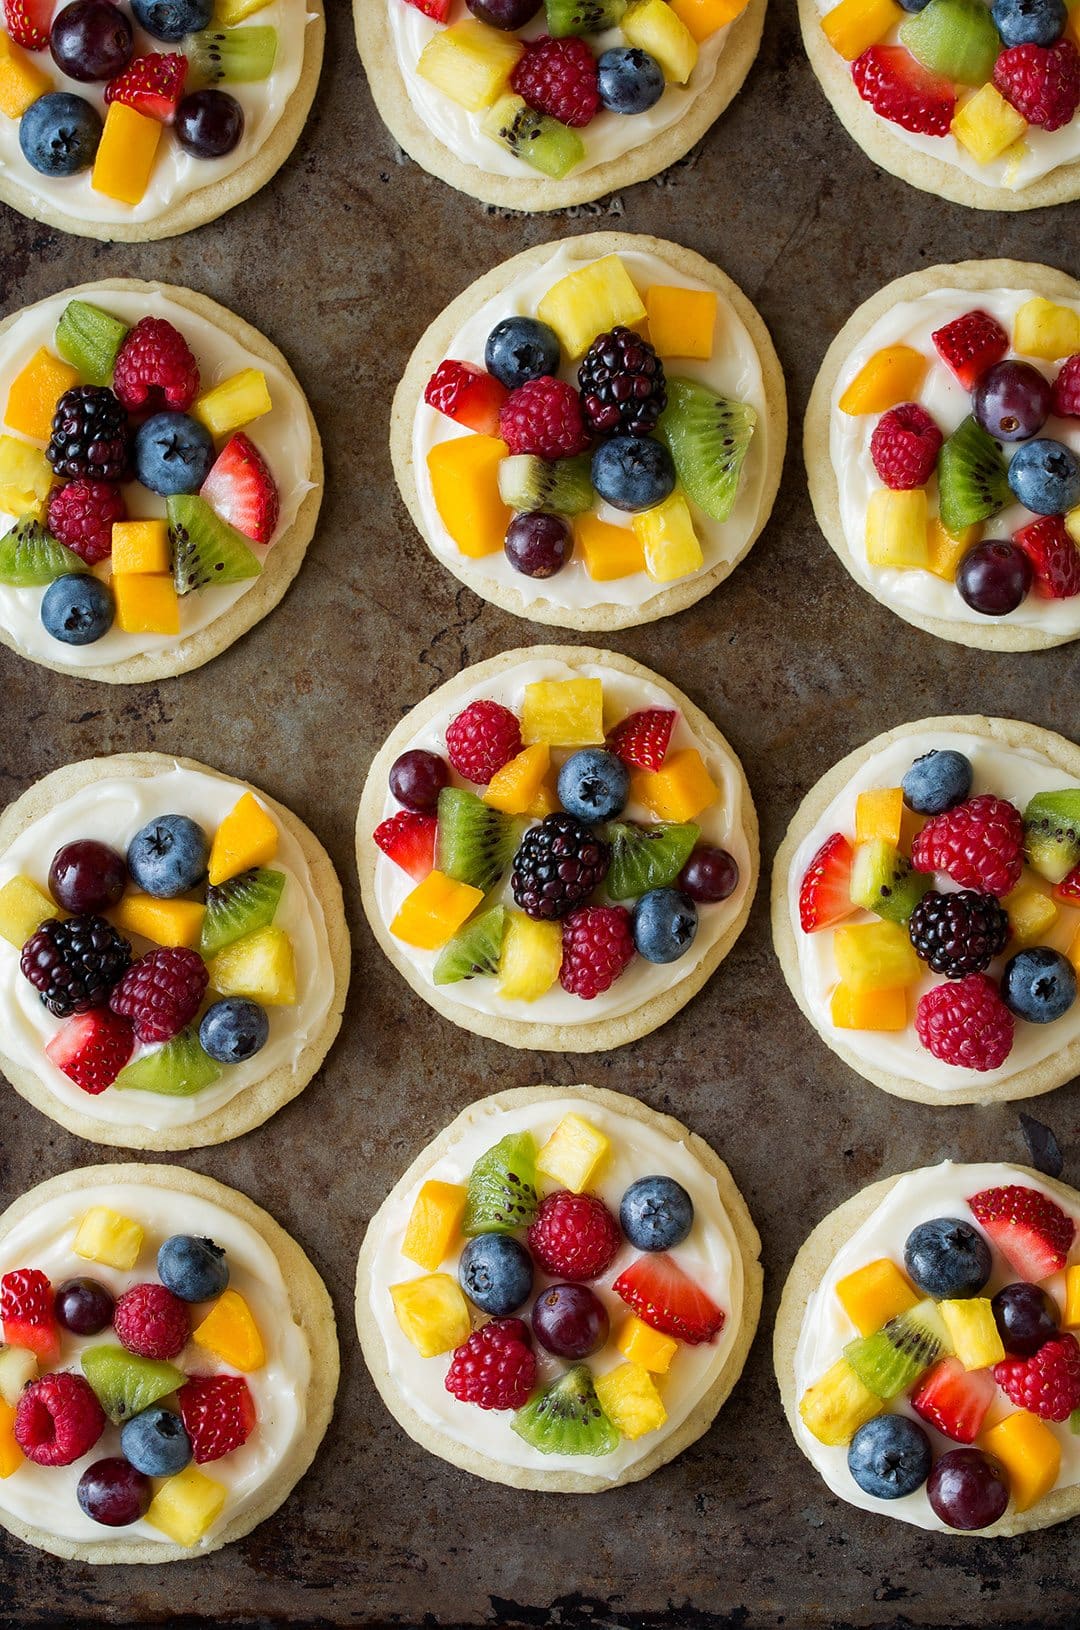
left=908, top=890, right=1009, bottom=979
left=577, top=327, right=666, bottom=438
left=511, top=814, right=610, bottom=921
left=46, top=386, right=131, bottom=483
left=20, top=916, right=132, bottom=1017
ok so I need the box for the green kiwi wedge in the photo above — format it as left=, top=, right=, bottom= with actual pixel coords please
left=463, top=1132, right=539, bottom=1236
left=545, top=0, right=627, bottom=33
left=1023, top=790, right=1080, bottom=884
left=849, top=839, right=931, bottom=925
left=936, top=416, right=1009, bottom=534
left=0, top=519, right=83, bottom=586
left=606, top=820, right=699, bottom=900
left=844, top=1300, right=952, bottom=1400
left=113, top=1028, right=221, bottom=1097
left=498, top=454, right=593, bottom=516
left=658, top=378, right=757, bottom=523
left=436, top=787, right=520, bottom=894
left=168, top=495, right=261, bottom=595
left=433, top=906, right=507, bottom=985
left=900, top=0, right=1000, bottom=85
left=481, top=95, right=585, bottom=180
left=512, top=1365, right=620, bottom=1456
left=199, top=868, right=285, bottom=960
left=81, top=1345, right=184, bottom=1424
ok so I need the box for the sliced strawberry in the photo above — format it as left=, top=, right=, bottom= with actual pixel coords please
left=200, top=433, right=280, bottom=546
left=612, top=1254, right=725, bottom=1345
left=4, top=0, right=51, bottom=51
left=1053, top=863, right=1080, bottom=905
left=911, top=1356, right=995, bottom=1444
left=45, top=1009, right=135, bottom=1095
left=374, top=811, right=436, bottom=881
left=968, top=1184, right=1076, bottom=1281
left=104, top=53, right=188, bottom=123
left=1, top=1269, right=60, bottom=1364
left=424, top=360, right=508, bottom=436
left=178, top=1374, right=256, bottom=1464
left=402, top=0, right=451, bottom=16
left=798, top=832, right=855, bottom=934
left=1013, top=515, right=1080, bottom=599
left=851, top=46, right=955, bottom=136
left=931, top=310, right=1009, bottom=391
left=607, top=708, right=677, bottom=772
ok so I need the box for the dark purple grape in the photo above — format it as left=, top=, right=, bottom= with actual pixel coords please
left=55, top=1276, right=114, bottom=1336
left=991, top=1281, right=1059, bottom=1357
left=956, top=539, right=1032, bottom=616
left=389, top=749, right=449, bottom=814
left=175, top=89, right=244, bottom=158
left=466, top=0, right=541, bottom=27
left=76, top=1458, right=151, bottom=1527
left=50, top=1, right=133, bottom=81
left=972, top=360, right=1052, bottom=443
left=531, top=1283, right=609, bottom=1358
left=927, top=1449, right=1009, bottom=1531
left=48, top=839, right=127, bottom=914
left=504, top=513, right=572, bottom=578
left=677, top=845, right=739, bottom=903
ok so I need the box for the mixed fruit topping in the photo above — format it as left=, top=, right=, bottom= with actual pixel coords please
left=373, top=675, right=740, bottom=1006
left=820, top=0, right=1080, bottom=176
left=0, top=1204, right=267, bottom=1544
left=422, top=253, right=758, bottom=593
left=0, top=789, right=298, bottom=1099
left=389, top=1110, right=727, bottom=1456
left=0, top=293, right=281, bottom=651
left=0, top=0, right=282, bottom=209
left=842, top=299, right=1080, bottom=617
left=797, top=744, right=1080, bottom=1072
left=799, top=1179, right=1080, bottom=1530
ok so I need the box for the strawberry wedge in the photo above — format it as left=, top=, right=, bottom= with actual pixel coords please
left=799, top=832, right=855, bottom=933
left=968, top=1184, right=1076, bottom=1280
left=932, top=311, right=1010, bottom=391
left=612, top=1254, right=725, bottom=1345
left=374, top=811, right=436, bottom=882
left=200, top=433, right=280, bottom=545
left=4, top=0, right=51, bottom=51
left=1, top=1268, right=60, bottom=1364
left=911, top=1356, right=995, bottom=1443
left=104, top=53, right=188, bottom=122
left=607, top=709, right=677, bottom=772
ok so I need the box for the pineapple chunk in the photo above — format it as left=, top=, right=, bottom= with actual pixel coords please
left=0, top=1344, right=37, bottom=1407
left=838, top=346, right=928, bottom=415
left=193, top=369, right=271, bottom=437
left=831, top=984, right=907, bottom=1031
left=951, top=85, right=1028, bottom=164
left=5, top=348, right=78, bottom=442
left=417, top=19, right=523, bottom=111
left=390, top=1274, right=472, bottom=1358
left=821, top=0, right=903, bottom=58
left=0, top=1398, right=22, bottom=1479
left=498, top=911, right=562, bottom=1001
left=1070, top=918, right=1080, bottom=982
left=1005, top=882, right=1058, bottom=948
left=111, top=892, right=205, bottom=950
left=113, top=573, right=180, bottom=635
left=644, top=285, right=717, bottom=359
left=146, top=1465, right=227, bottom=1545
left=594, top=1361, right=667, bottom=1440
left=982, top=1412, right=1060, bottom=1513
left=1063, top=1263, right=1080, bottom=1327
left=536, top=1113, right=610, bottom=1192
left=669, top=0, right=750, bottom=41
left=865, top=488, right=930, bottom=570
left=633, top=491, right=704, bottom=583
left=1067, top=505, right=1080, bottom=548
left=926, top=517, right=981, bottom=581
left=623, top=0, right=698, bottom=80
left=836, top=1258, right=919, bottom=1336
left=92, top=102, right=162, bottom=205
left=208, top=925, right=296, bottom=1005
left=1013, top=296, right=1080, bottom=361
left=940, top=1298, right=1004, bottom=1369
left=522, top=677, right=604, bottom=747
left=537, top=255, right=647, bottom=360
left=391, top=871, right=484, bottom=952
left=485, top=744, right=551, bottom=816
left=0, top=33, right=51, bottom=119
left=73, top=1206, right=143, bottom=1271
left=0, top=435, right=52, bottom=517
left=427, top=435, right=510, bottom=559
left=0, top=875, right=55, bottom=948
left=111, top=518, right=170, bottom=575
left=193, top=1290, right=265, bottom=1372
left=215, top=0, right=273, bottom=17
left=402, top=1181, right=468, bottom=1273
left=575, top=512, right=645, bottom=581
left=208, top=792, right=278, bottom=885
left=617, top=1315, right=678, bottom=1374
left=855, top=787, right=904, bottom=847
left=834, top=921, right=921, bottom=994
left=632, top=749, right=719, bottom=823
left=799, top=1357, right=883, bottom=1446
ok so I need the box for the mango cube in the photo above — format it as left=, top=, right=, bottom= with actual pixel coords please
left=982, top=1411, right=1060, bottom=1512
left=1069, top=0, right=1080, bottom=47
left=402, top=1181, right=468, bottom=1272
left=951, top=85, right=1028, bottom=164
left=498, top=910, right=562, bottom=1000
left=594, top=1361, right=667, bottom=1440
left=1013, top=296, right=1080, bottom=361
left=927, top=517, right=981, bottom=581
left=537, top=1113, right=610, bottom=1192
left=427, top=435, right=510, bottom=559
left=522, top=677, right=604, bottom=747
left=390, top=870, right=483, bottom=952
left=821, top=0, right=903, bottom=57
left=113, top=573, right=180, bottom=636
left=390, top=1274, right=472, bottom=1358
left=208, top=792, right=278, bottom=885
left=214, top=0, right=273, bottom=17
left=1005, top=882, right=1058, bottom=948
left=0, top=874, right=55, bottom=948
left=485, top=744, right=551, bottom=816
left=644, top=285, right=717, bottom=358
left=0, top=1398, right=22, bottom=1479
left=146, top=1465, right=227, bottom=1545
left=617, top=1315, right=678, bottom=1374
left=941, top=1298, right=1004, bottom=1369
left=633, top=491, right=704, bottom=583
left=193, top=368, right=271, bottom=437
left=73, top=1206, right=143, bottom=1271
left=865, top=487, right=930, bottom=570
left=855, top=786, right=904, bottom=847
left=622, top=0, right=698, bottom=79
left=193, top=1290, right=265, bottom=1371
left=831, top=984, right=907, bottom=1032
left=537, top=255, right=647, bottom=360
left=208, top=925, right=296, bottom=1005
left=839, top=346, right=928, bottom=415
left=836, top=1258, right=919, bottom=1336
left=575, top=512, right=645, bottom=581
left=0, top=435, right=52, bottom=517
left=92, top=101, right=162, bottom=204
left=111, top=892, right=205, bottom=950
left=632, top=748, right=719, bottom=822
left=5, top=348, right=78, bottom=443
left=416, top=19, right=523, bottom=111
left=0, top=34, right=51, bottom=119
left=834, top=921, right=921, bottom=994
left=111, top=519, right=171, bottom=575
left=1063, top=1264, right=1080, bottom=1327
left=799, top=1357, right=883, bottom=1446
left=669, top=0, right=750, bottom=39
left=1070, top=919, right=1080, bottom=982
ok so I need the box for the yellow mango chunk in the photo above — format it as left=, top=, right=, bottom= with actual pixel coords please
left=402, top=1180, right=467, bottom=1273
left=1069, top=0, right=1080, bottom=48
left=855, top=786, right=904, bottom=846
left=427, top=435, right=509, bottom=559
left=5, top=348, right=78, bottom=442
left=839, top=346, right=928, bottom=415
left=669, top=0, right=750, bottom=39
left=111, top=518, right=170, bottom=575
left=522, top=677, right=604, bottom=747
left=1069, top=918, right=1080, bottom=981
left=1005, top=882, right=1058, bottom=948
left=92, top=101, right=162, bottom=205
left=537, top=1113, right=610, bottom=1192
left=208, top=792, right=278, bottom=886
left=952, top=85, right=1028, bottom=164
left=836, top=1258, right=919, bottom=1336
left=537, top=255, right=647, bottom=360
left=390, top=870, right=483, bottom=951
left=0, top=1398, right=22, bottom=1478
left=617, top=1314, right=679, bottom=1374
left=575, top=512, right=645, bottom=581
left=633, top=491, right=704, bottom=583
left=594, top=1361, right=667, bottom=1440
left=193, top=1290, right=265, bottom=1372
left=113, top=572, right=179, bottom=636
left=865, top=488, right=930, bottom=570
left=800, top=1357, right=882, bottom=1446
left=0, top=435, right=52, bottom=517
left=146, top=1465, right=226, bottom=1545
left=1013, top=296, right=1080, bottom=361
left=644, top=285, right=717, bottom=358
left=822, top=0, right=904, bottom=59
left=1063, top=1264, right=1080, bottom=1327
left=982, top=1412, right=1060, bottom=1513
left=831, top=983, right=907, bottom=1031
left=927, top=517, right=981, bottom=581
left=111, top=892, right=205, bottom=950
left=390, top=1274, right=471, bottom=1358
left=0, top=34, right=51, bottom=119
left=623, top=0, right=698, bottom=79
left=73, top=1207, right=143, bottom=1271
left=632, top=748, right=719, bottom=822
left=484, top=744, right=551, bottom=816
left=834, top=921, right=921, bottom=994
left=498, top=911, right=562, bottom=1000
left=193, top=368, right=271, bottom=437
left=0, top=875, right=55, bottom=948
left=417, top=19, right=523, bottom=112
left=941, top=1298, right=1004, bottom=1369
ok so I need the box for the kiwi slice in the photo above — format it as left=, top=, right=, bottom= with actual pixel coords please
left=0, top=519, right=83, bottom=586
left=844, top=1300, right=951, bottom=1400
left=463, top=1132, right=539, bottom=1236
left=606, top=820, right=699, bottom=900
left=545, top=0, right=627, bottom=34
left=55, top=298, right=128, bottom=386
left=936, top=416, right=1009, bottom=534
left=81, top=1345, right=183, bottom=1424
left=849, top=839, right=931, bottom=925
left=114, top=1028, right=221, bottom=1097
left=187, top=25, right=278, bottom=84
left=498, top=454, right=593, bottom=516
left=199, top=867, right=285, bottom=959
left=900, top=0, right=999, bottom=86
left=433, top=905, right=507, bottom=986
left=658, top=378, right=757, bottom=523
left=512, top=1365, right=620, bottom=1456
left=481, top=95, right=585, bottom=180
left=168, top=495, right=262, bottom=595
left=1023, top=791, right=1080, bottom=884
left=436, top=787, right=520, bottom=894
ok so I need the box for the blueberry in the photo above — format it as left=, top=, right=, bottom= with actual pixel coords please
left=633, top=887, right=698, bottom=964
left=458, top=1233, right=533, bottom=1317
left=120, top=1407, right=192, bottom=1477
left=1001, top=946, right=1077, bottom=1023
left=133, top=412, right=215, bottom=496
left=848, top=1415, right=932, bottom=1500
left=597, top=47, right=665, bottom=114
left=485, top=317, right=561, bottom=391
left=1007, top=438, right=1080, bottom=516
left=896, top=0, right=932, bottom=10
left=620, top=1175, right=694, bottom=1251
left=199, top=998, right=270, bottom=1064
left=557, top=748, right=629, bottom=823
left=904, top=1217, right=992, bottom=1298
left=131, top=0, right=212, bottom=41
left=591, top=436, right=675, bottom=512
left=157, top=1234, right=229, bottom=1302
left=41, top=573, right=113, bottom=645
left=991, top=0, right=1066, bottom=44
left=901, top=749, right=973, bottom=815
left=127, top=813, right=209, bottom=898
left=19, top=93, right=101, bottom=177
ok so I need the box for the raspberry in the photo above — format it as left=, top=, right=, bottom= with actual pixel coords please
left=444, top=1318, right=535, bottom=1411
left=578, top=328, right=667, bottom=437
left=46, top=385, right=131, bottom=483
left=108, top=947, right=208, bottom=1045
left=46, top=480, right=126, bottom=566
left=113, top=1282, right=190, bottom=1360
left=851, top=44, right=955, bottom=135
left=559, top=904, right=634, bottom=998
left=1013, top=515, right=1080, bottom=599
left=1053, top=354, right=1080, bottom=418
left=994, top=39, right=1080, bottom=131
left=499, top=376, right=590, bottom=460
left=527, top=1191, right=621, bottom=1281
left=113, top=317, right=200, bottom=414
left=606, top=708, right=676, bottom=772
left=21, top=916, right=132, bottom=1018
left=14, top=1373, right=106, bottom=1467
left=908, top=890, right=1009, bottom=978
left=912, top=794, right=1025, bottom=898
left=915, top=973, right=1014, bottom=1071
left=178, top=1373, right=256, bottom=1463
left=445, top=700, right=522, bottom=785
left=510, top=35, right=599, bottom=128
left=511, top=814, right=610, bottom=921
left=994, top=1333, right=1080, bottom=1423
left=869, top=403, right=943, bottom=490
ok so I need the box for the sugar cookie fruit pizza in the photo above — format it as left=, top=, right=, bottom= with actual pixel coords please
left=355, top=0, right=766, bottom=210
left=356, top=1085, right=762, bottom=1491
left=807, top=261, right=1080, bottom=652
left=0, top=1163, right=337, bottom=1562
left=0, top=0, right=324, bottom=240
left=776, top=1161, right=1080, bottom=1535
left=0, top=752, right=349, bottom=1149
left=357, top=647, right=758, bottom=1052
left=392, top=233, right=785, bottom=631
